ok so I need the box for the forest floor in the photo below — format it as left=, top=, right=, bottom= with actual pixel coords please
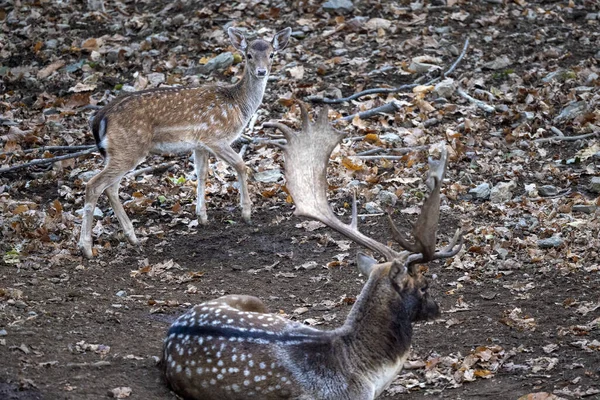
left=1, top=0, right=599, bottom=399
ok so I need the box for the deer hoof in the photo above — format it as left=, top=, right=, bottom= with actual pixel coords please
left=125, top=232, right=139, bottom=246
left=242, top=210, right=252, bottom=224
left=197, top=214, right=208, bottom=225
left=78, top=242, right=94, bottom=259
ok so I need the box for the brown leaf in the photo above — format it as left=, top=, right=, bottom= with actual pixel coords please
left=37, top=60, right=65, bottom=79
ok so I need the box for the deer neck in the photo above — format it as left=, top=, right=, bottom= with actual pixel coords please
left=335, top=276, right=413, bottom=374
left=230, top=65, right=268, bottom=122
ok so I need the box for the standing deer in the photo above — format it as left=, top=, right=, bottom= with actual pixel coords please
left=161, top=104, right=462, bottom=399
left=78, top=27, right=292, bottom=258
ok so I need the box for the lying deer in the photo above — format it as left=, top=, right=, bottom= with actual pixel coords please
left=161, top=104, right=462, bottom=399
left=78, top=27, right=292, bottom=258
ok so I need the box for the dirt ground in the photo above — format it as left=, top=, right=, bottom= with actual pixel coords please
left=1, top=0, right=599, bottom=399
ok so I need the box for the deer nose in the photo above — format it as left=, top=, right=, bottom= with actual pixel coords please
left=256, top=68, right=267, bottom=77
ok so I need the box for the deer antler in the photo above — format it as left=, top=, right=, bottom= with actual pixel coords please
left=264, top=102, right=462, bottom=264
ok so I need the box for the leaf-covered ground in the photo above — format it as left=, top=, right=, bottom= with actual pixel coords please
left=1, top=0, right=599, bottom=399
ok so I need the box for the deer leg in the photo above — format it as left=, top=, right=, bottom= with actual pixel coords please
left=105, top=181, right=138, bottom=246
left=211, top=145, right=251, bottom=223
left=78, top=166, right=125, bottom=258
left=193, top=148, right=209, bottom=224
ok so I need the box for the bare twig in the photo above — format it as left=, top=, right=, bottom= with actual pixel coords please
left=307, top=38, right=470, bottom=104
left=534, top=131, right=599, bottom=143
left=457, top=88, right=495, bottom=113
left=550, top=126, right=564, bottom=137
left=0, top=148, right=97, bottom=174
left=0, top=145, right=95, bottom=157
left=337, top=101, right=403, bottom=122
left=125, top=161, right=178, bottom=178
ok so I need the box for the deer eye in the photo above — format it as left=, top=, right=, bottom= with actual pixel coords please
left=269, top=53, right=274, bottom=59
left=419, top=284, right=428, bottom=295
left=247, top=53, right=253, bottom=60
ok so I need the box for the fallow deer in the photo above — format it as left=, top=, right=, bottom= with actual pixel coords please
left=78, top=27, right=292, bottom=258
left=161, top=104, right=462, bottom=399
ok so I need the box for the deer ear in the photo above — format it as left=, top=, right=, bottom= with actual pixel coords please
left=356, top=252, right=377, bottom=276
left=272, top=27, right=292, bottom=51
left=228, top=27, right=247, bottom=51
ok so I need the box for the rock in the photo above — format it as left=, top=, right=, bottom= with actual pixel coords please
left=75, top=207, right=104, bottom=218
left=190, top=52, right=234, bottom=75
left=495, top=247, right=509, bottom=260
left=538, top=185, right=559, bottom=197
left=585, top=72, right=598, bottom=85
left=542, top=69, right=563, bottom=83
left=116, top=290, right=127, bottom=297
left=469, top=183, right=491, bottom=200
left=78, top=170, right=100, bottom=182
left=45, top=39, right=58, bottom=49
left=589, top=176, right=600, bottom=193
left=364, top=202, right=382, bottom=213
left=293, top=307, right=309, bottom=315
left=434, top=78, right=455, bottom=98
left=595, top=50, right=600, bottom=61
left=537, top=236, right=563, bottom=249
left=379, top=133, right=402, bottom=143
left=322, top=0, right=354, bottom=14
left=332, top=48, right=348, bottom=56
left=586, top=13, right=598, bottom=20
left=572, top=205, right=597, bottom=214
left=377, top=190, right=398, bottom=207
left=365, top=18, right=392, bottom=30
left=254, top=169, right=283, bottom=183
left=484, top=55, right=512, bottom=70
left=524, top=183, right=538, bottom=198
left=0, top=329, right=7, bottom=336
left=490, top=181, right=517, bottom=204
left=147, top=72, right=165, bottom=87
left=554, top=101, right=587, bottom=123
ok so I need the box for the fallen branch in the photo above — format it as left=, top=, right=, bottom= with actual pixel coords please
left=457, top=88, right=495, bottom=113
left=0, top=144, right=95, bottom=157
left=126, top=160, right=178, bottom=178
left=337, top=101, right=403, bottom=122
left=534, top=131, right=599, bottom=143
left=0, top=148, right=96, bottom=174
left=307, top=38, right=469, bottom=104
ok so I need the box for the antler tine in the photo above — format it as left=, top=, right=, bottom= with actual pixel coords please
left=387, top=214, right=420, bottom=254
left=263, top=122, right=295, bottom=141
left=432, top=229, right=463, bottom=260
left=298, top=101, right=311, bottom=132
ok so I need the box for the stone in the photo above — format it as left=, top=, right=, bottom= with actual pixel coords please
left=589, top=176, right=600, bottom=193
left=78, top=170, right=100, bottom=182
left=147, top=72, right=165, bottom=87
left=0, top=329, right=7, bottom=336
left=253, top=169, right=283, bottom=183
left=116, top=290, right=127, bottom=297
left=586, top=13, right=598, bottom=20
left=434, top=78, right=455, bottom=98
left=322, top=0, right=354, bottom=14
left=377, top=190, right=398, bottom=207
left=332, top=48, right=348, bottom=56
left=490, top=181, right=517, bottom=204
left=554, top=101, right=587, bottom=123
left=379, top=133, right=402, bottom=143
left=484, top=55, right=511, bottom=70
left=45, top=39, right=58, bottom=49
left=469, top=183, right=491, bottom=200
left=572, top=205, right=597, bottom=214
left=537, top=236, right=563, bottom=249
left=538, top=185, right=559, bottom=197
left=190, top=52, right=234, bottom=75
left=75, top=207, right=104, bottom=218
left=542, top=70, right=563, bottom=83
left=364, top=202, right=383, bottom=214
left=585, top=72, right=598, bottom=85
left=524, top=183, right=538, bottom=198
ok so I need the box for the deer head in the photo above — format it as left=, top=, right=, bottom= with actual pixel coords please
left=228, top=27, right=292, bottom=79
